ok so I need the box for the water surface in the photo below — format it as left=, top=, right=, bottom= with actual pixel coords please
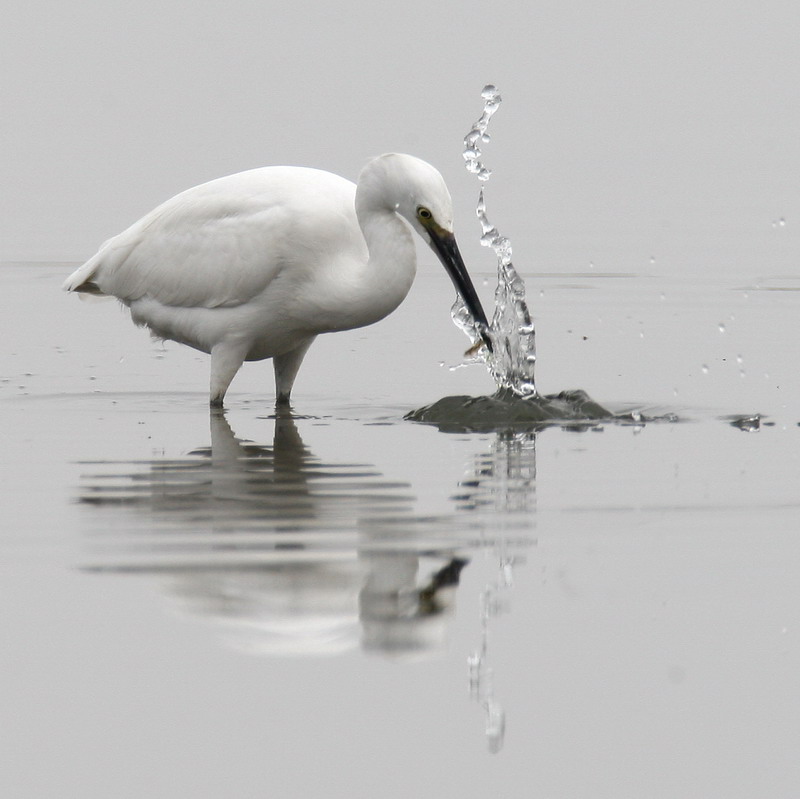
left=2, top=262, right=800, bottom=797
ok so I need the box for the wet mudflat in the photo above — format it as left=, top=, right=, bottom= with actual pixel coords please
left=2, top=262, right=799, bottom=797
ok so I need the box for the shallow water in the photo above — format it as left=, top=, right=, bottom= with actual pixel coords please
left=3, top=262, right=800, bottom=797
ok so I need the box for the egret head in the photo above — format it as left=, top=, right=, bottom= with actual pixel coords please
left=357, top=153, right=453, bottom=240
left=357, top=153, right=492, bottom=351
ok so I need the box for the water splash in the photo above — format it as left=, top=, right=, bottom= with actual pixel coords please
left=456, top=85, right=537, bottom=397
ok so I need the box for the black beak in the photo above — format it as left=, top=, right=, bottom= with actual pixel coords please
left=429, top=229, right=493, bottom=353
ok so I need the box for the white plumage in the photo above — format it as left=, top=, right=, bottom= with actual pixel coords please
left=64, top=153, right=490, bottom=406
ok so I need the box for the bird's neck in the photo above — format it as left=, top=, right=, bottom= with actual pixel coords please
left=354, top=206, right=417, bottom=324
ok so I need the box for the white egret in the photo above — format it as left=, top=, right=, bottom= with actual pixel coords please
left=64, top=153, right=491, bottom=407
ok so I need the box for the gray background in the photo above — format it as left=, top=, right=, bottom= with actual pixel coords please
left=4, top=0, right=799, bottom=277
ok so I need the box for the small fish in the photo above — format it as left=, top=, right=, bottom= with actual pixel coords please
left=464, top=340, right=487, bottom=357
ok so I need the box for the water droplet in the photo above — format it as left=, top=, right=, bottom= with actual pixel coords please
left=779, top=217, right=786, bottom=227
left=464, top=132, right=481, bottom=150
left=701, top=364, right=709, bottom=374
left=718, top=322, right=726, bottom=333
left=649, top=256, right=656, bottom=265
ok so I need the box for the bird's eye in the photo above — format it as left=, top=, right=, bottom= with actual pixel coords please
left=417, top=206, right=433, bottom=221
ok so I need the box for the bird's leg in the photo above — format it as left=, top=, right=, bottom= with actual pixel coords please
left=210, top=342, right=249, bottom=407
left=273, top=337, right=316, bottom=405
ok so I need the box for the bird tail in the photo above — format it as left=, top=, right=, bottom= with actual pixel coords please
left=62, top=255, right=104, bottom=294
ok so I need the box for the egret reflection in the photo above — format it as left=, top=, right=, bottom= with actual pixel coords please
left=77, top=411, right=540, bottom=751
left=79, top=412, right=495, bottom=658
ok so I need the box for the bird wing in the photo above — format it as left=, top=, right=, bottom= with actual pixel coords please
left=66, top=167, right=360, bottom=310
